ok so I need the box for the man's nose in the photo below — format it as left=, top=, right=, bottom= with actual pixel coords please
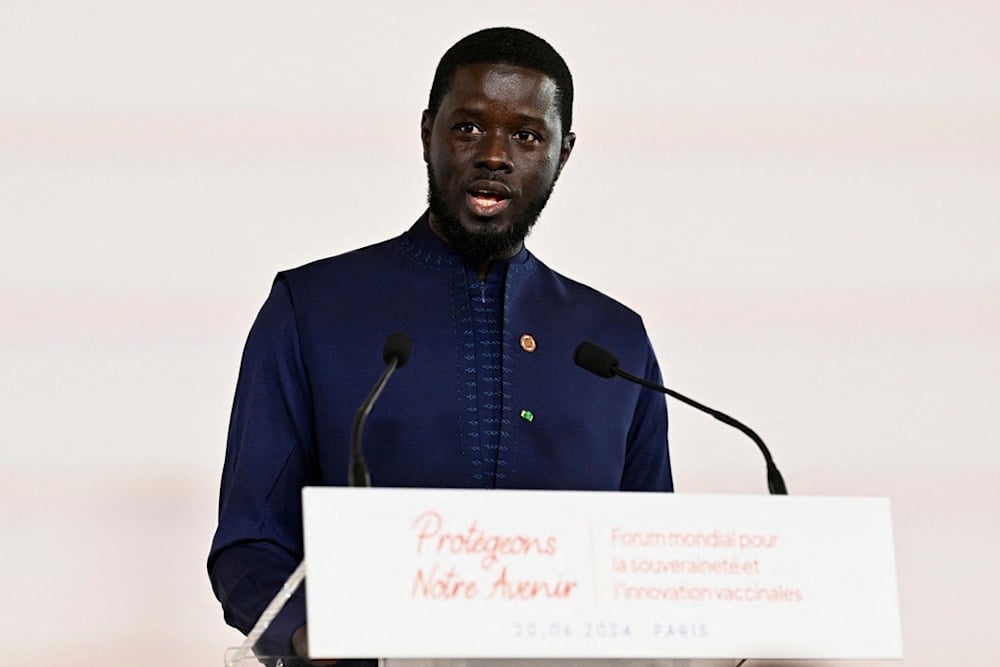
left=475, top=131, right=513, bottom=172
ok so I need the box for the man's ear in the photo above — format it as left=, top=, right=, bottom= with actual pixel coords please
left=556, top=131, right=576, bottom=177
left=421, top=110, right=433, bottom=163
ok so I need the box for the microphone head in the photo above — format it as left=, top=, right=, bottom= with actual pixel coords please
left=383, top=332, right=413, bottom=368
left=574, top=341, right=620, bottom=378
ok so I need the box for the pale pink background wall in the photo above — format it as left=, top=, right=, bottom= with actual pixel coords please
left=1, top=2, right=997, bottom=665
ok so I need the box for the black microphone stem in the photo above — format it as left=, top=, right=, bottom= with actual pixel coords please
left=349, top=358, right=399, bottom=488
left=616, top=368, right=788, bottom=495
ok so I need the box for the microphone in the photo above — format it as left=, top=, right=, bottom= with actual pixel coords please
left=349, top=332, right=413, bottom=487
left=382, top=331, right=414, bottom=368
left=574, top=341, right=788, bottom=495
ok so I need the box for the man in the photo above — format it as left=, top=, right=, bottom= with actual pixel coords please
left=209, top=27, right=673, bottom=663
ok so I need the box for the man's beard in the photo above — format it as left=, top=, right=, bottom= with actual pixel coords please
left=426, top=166, right=555, bottom=263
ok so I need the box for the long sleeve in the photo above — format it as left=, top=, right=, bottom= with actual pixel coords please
left=621, top=334, right=673, bottom=491
left=208, top=277, right=316, bottom=655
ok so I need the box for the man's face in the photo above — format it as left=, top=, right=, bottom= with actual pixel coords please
left=422, top=63, right=575, bottom=262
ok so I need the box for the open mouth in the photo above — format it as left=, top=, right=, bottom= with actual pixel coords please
left=466, top=181, right=512, bottom=218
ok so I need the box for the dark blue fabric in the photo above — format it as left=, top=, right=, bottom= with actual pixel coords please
left=208, top=213, right=673, bottom=657
left=464, top=259, right=507, bottom=487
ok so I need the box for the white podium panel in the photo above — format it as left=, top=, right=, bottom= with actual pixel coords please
left=382, top=660, right=735, bottom=666
left=303, top=488, right=901, bottom=661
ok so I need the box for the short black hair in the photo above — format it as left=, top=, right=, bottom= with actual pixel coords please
left=428, top=27, right=574, bottom=136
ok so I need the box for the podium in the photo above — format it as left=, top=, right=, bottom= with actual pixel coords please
left=380, top=661, right=736, bottom=666
left=229, top=488, right=902, bottom=664
left=226, top=654, right=734, bottom=667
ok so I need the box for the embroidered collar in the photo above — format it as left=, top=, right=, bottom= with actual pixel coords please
left=404, top=210, right=531, bottom=270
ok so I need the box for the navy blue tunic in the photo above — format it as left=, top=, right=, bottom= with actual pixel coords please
left=208, top=214, right=672, bottom=656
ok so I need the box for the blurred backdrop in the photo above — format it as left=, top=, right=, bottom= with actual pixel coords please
left=1, top=1, right=997, bottom=665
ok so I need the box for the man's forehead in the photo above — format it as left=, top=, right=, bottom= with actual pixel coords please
left=448, top=62, right=557, bottom=87
left=439, top=63, right=560, bottom=112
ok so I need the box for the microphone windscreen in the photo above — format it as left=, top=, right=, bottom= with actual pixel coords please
left=574, top=341, right=620, bottom=378
left=383, top=332, right=413, bottom=368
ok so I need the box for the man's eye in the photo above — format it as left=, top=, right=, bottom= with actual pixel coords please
left=515, top=130, right=540, bottom=143
left=455, top=123, right=482, bottom=135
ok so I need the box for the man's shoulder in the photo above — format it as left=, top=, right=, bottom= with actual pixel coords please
left=278, top=234, right=402, bottom=286
left=528, top=256, right=644, bottom=325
